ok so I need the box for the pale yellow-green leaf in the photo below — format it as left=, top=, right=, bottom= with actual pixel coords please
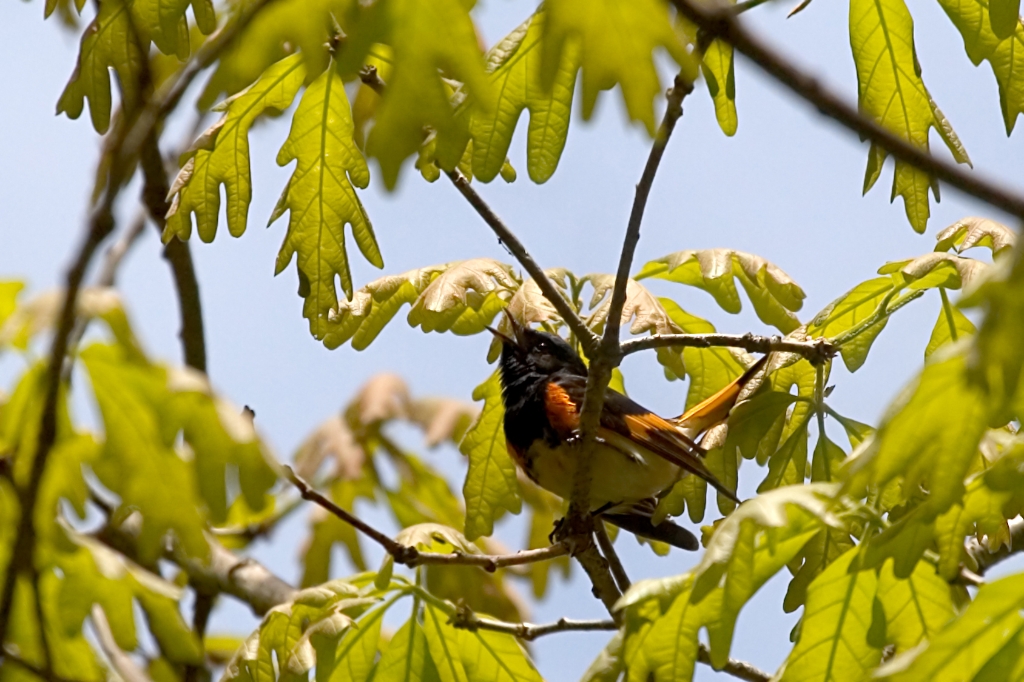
left=702, top=40, right=737, bottom=136
left=57, top=0, right=145, bottom=134
left=407, top=259, right=518, bottom=335
left=636, top=249, right=804, bottom=332
left=876, top=559, right=955, bottom=653
left=851, top=0, right=971, bottom=232
left=809, top=277, right=896, bottom=371
left=938, top=0, right=1024, bottom=134
left=374, top=616, right=435, bottom=682
left=880, top=573, right=1024, bottom=681
left=781, top=548, right=881, bottom=682
left=541, top=0, right=696, bottom=132
left=457, top=622, right=544, bottom=682
left=340, top=0, right=493, bottom=188
left=165, top=54, right=306, bottom=243
left=322, top=265, right=447, bottom=350
left=273, top=62, right=382, bottom=337
left=469, top=10, right=580, bottom=183
left=460, top=373, right=522, bottom=540
left=935, top=216, right=1016, bottom=255
left=925, top=294, right=976, bottom=358
left=783, top=527, right=855, bottom=612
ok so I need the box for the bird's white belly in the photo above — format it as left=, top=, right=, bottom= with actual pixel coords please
left=528, top=439, right=680, bottom=510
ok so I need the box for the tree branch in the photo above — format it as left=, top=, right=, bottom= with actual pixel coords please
left=594, top=521, right=631, bottom=593
left=621, top=332, right=834, bottom=364
left=139, top=132, right=207, bottom=372
left=451, top=611, right=618, bottom=642
left=446, top=170, right=599, bottom=354
left=669, top=0, right=1024, bottom=219
left=91, top=606, right=154, bottom=682
left=697, top=644, right=771, bottom=682
left=285, top=466, right=568, bottom=570
left=968, top=516, right=1024, bottom=576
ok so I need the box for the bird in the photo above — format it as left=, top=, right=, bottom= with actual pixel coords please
left=488, top=312, right=769, bottom=551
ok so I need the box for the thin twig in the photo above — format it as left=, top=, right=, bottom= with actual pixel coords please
left=446, top=169, right=599, bottom=354
left=409, top=545, right=569, bottom=571
left=621, top=332, right=834, bottom=364
left=285, top=465, right=568, bottom=570
left=968, top=516, right=1024, bottom=576
left=452, top=611, right=618, bottom=642
left=697, top=644, right=771, bottom=682
left=91, top=606, right=154, bottom=682
left=594, top=521, right=631, bottom=592
left=669, top=0, right=1024, bottom=219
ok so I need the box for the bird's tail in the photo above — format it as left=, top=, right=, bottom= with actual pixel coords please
left=601, top=512, right=699, bottom=551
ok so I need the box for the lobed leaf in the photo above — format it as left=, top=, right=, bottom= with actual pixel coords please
left=935, top=216, right=1016, bottom=255
left=57, top=0, right=145, bottom=134
left=460, top=373, right=522, bottom=541
left=469, top=10, right=580, bottom=183
left=808, top=277, right=896, bottom=371
left=636, top=249, right=805, bottom=332
left=407, top=259, right=518, bottom=335
left=938, top=0, right=1024, bottom=134
left=339, top=0, right=493, bottom=188
left=541, top=0, right=696, bottom=133
left=165, top=54, right=306, bottom=243
left=272, top=62, right=383, bottom=338
left=850, top=0, right=971, bottom=233
left=780, top=548, right=881, bottom=682
left=844, top=348, right=988, bottom=519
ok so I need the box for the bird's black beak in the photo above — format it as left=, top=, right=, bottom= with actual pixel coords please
left=487, top=308, right=526, bottom=348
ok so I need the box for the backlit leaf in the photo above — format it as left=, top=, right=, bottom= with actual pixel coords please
left=165, top=54, right=306, bottom=243
left=636, top=249, right=805, bottom=332
left=851, top=0, right=971, bottom=232
left=875, top=558, right=955, bottom=653
left=460, top=373, right=522, bottom=540
left=702, top=40, right=737, bottom=136
left=407, top=259, right=518, bottom=335
left=57, top=0, right=145, bottom=134
left=469, top=10, right=580, bottom=183
left=925, top=297, right=976, bottom=358
left=808, top=277, right=895, bottom=371
left=541, top=0, right=696, bottom=132
left=935, top=216, right=1016, bottom=255
left=272, top=61, right=382, bottom=337
left=938, top=0, right=1024, bottom=134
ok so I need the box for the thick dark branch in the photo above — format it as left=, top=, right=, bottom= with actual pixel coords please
left=669, top=0, right=1024, bottom=219
left=139, top=133, right=207, bottom=372
left=594, top=521, right=631, bottom=593
left=621, top=333, right=834, bottom=364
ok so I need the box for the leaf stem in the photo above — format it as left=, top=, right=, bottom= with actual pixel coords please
left=829, top=289, right=924, bottom=348
left=939, top=288, right=959, bottom=342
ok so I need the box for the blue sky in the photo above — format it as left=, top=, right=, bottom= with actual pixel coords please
left=2, top=0, right=1022, bottom=678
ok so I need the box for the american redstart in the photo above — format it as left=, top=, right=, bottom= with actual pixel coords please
left=489, top=312, right=769, bottom=551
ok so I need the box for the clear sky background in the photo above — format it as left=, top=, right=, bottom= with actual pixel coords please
left=3, top=0, right=1023, bottom=679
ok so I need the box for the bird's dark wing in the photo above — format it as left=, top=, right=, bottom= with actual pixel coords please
left=542, top=372, right=741, bottom=504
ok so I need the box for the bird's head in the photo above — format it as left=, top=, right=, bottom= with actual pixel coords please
left=487, top=310, right=587, bottom=376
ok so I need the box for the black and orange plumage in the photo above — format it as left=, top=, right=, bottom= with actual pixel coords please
left=490, top=313, right=768, bottom=551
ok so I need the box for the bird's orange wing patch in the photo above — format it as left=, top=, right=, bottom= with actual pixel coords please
left=544, top=382, right=580, bottom=437
left=676, top=354, right=771, bottom=433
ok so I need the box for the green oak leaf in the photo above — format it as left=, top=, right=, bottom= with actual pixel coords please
left=702, top=39, right=737, bottom=136
left=938, top=0, right=1024, bottom=134
left=844, top=348, right=988, bottom=517
left=165, top=54, right=306, bottom=243
left=878, top=572, right=1024, bottom=681
left=469, top=10, right=580, bottom=183
left=339, top=0, right=493, bottom=188
left=272, top=61, right=383, bottom=338
left=636, top=249, right=805, bottom=333
left=851, top=0, right=971, bottom=233
left=925, top=294, right=976, bottom=358
left=808, top=277, right=896, bottom=371
left=57, top=0, right=145, bottom=134
left=460, top=373, right=522, bottom=540
left=781, top=548, right=881, bottom=682
left=876, top=558, right=956, bottom=653
left=541, top=0, right=697, bottom=132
